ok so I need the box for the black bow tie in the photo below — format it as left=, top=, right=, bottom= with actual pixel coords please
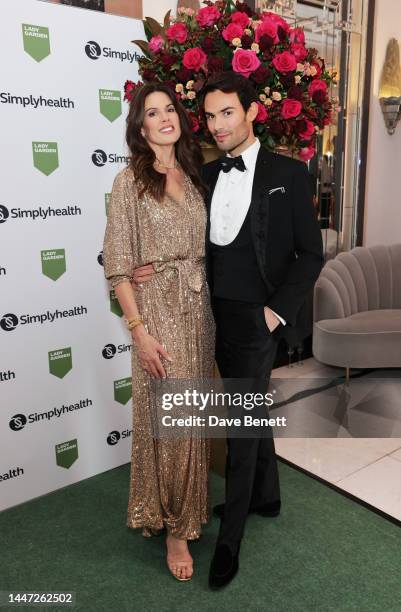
left=219, top=155, right=246, bottom=173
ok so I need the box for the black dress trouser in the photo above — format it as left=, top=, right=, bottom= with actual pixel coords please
left=212, top=297, right=281, bottom=552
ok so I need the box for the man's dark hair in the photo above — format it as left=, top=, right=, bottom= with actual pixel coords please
left=201, top=71, right=258, bottom=112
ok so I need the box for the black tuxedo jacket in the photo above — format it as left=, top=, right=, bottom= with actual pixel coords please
left=202, top=145, right=324, bottom=342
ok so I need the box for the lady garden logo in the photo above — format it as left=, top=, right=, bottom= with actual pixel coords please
left=41, top=249, right=66, bottom=281
left=22, top=24, right=50, bottom=62
left=55, top=439, right=78, bottom=469
left=49, top=348, right=72, bottom=379
left=32, top=142, right=59, bottom=175
left=99, top=89, right=122, bottom=122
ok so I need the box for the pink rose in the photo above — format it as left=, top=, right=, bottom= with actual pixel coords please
left=289, top=27, right=305, bottom=45
left=272, top=51, right=297, bottom=73
left=166, top=22, right=188, bottom=44
left=222, top=22, right=244, bottom=42
left=232, top=49, right=261, bottom=78
left=261, top=11, right=290, bottom=33
left=308, top=79, right=327, bottom=96
left=291, top=43, right=308, bottom=62
left=148, top=35, right=164, bottom=53
left=231, top=10, right=250, bottom=29
left=299, top=146, right=315, bottom=161
left=281, top=99, right=302, bottom=119
left=183, top=47, right=207, bottom=71
left=255, top=102, right=268, bottom=123
left=196, top=5, right=221, bottom=27
left=255, top=19, right=278, bottom=44
left=298, top=119, right=315, bottom=140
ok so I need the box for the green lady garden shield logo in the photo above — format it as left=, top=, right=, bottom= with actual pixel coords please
left=49, top=347, right=72, bottom=379
left=99, top=89, right=122, bottom=122
left=41, top=249, right=66, bottom=281
left=110, top=289, right=123, bottom=316
left=32, top=142, right=59, bottom=176
left=114, top=378, right=132, bottom=404
left=22, top=24, right=51, bottom=62
left=55, top=439, right=78, bottom=469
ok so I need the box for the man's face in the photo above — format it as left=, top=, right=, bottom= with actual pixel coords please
left=204, top=90, right=257, bottom=154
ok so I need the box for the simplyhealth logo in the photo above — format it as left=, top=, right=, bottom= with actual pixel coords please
left=0, top=203, right=81, bottom=223
left=0, top=306, right=87, bottom=332
left=9, top=399, right=93, bottom=431
left=91, top=149, right=129, bottom=167
left=85, top=40, right=141, bottom=63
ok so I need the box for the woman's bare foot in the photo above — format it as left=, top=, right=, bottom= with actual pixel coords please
left=166, top=533, right=193, bottom=581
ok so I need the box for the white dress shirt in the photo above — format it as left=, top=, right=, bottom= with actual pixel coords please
left=210, top=138, right=286, bottom=326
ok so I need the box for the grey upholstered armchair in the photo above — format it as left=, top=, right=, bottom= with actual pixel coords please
left=313, top=244, right=401, bottom=377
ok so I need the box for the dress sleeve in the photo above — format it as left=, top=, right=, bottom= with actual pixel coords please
left=103, top=169, right=136, bottom=289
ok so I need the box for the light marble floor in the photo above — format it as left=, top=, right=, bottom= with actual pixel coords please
left=272, top=357, right=401, bottom=522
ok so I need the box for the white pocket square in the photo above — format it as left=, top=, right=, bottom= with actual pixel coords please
left=268, top=186, right=285, bottom=195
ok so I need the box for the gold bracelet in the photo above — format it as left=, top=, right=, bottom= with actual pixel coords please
left=126, top=315, right=143, bottom=330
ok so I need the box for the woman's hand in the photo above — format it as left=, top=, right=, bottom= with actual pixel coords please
left=132, top=325, right=172, bottom=379
left=132, top=263, right=155, bottom=290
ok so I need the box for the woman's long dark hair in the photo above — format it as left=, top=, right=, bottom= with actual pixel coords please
left=126, top=83, right=206, bottom=201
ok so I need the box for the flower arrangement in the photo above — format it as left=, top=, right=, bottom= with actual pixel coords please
left=125, top=0, right=337, bottom=161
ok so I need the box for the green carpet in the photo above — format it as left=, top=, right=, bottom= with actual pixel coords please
left=1, top=462, right=400, bottom=612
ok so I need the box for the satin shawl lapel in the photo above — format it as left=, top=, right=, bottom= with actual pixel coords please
left=250, top=147, right=275, bottom=293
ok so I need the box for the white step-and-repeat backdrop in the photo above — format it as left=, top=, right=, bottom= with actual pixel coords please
left=0, top=0, right=144, bottom=511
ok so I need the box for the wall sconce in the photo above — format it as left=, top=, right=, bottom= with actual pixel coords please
left=379, top=38, right=401, bottom=135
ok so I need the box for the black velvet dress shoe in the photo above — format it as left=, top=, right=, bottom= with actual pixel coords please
left=208, top=542, right=240, bottom=590
left=213, top=499, right=281, bottom=519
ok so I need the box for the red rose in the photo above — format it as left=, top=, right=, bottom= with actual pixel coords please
left=255, top=102, right=268, bottom=123
left=232, top=49, right=261, bottom=78
left=299, top=145, right=315, bottom=161
left=259, top=34, right=275, bottom=51
left=208, top=56, right=225, bottom=73
left=272, top=51, right=297, bottom=73
left=161, top=53, right=175, bottom=69
left=241, top=34, right=253, bottom=49
left=222, top=23, right=244, bottom=42
left=189, top=112, right=200, bottom=132
left=252, top=64, right=271, bottom=84
left=298, top=119, right=315, bottom=140
left=166, top=22, right=188, bottom=44
left=231, top=10, right=250, bottom=29
left=291, top=43, right=308, bottom=62
left=308, top=79, right=327, bottom=96
left=287, top=85, right=303, bottom=100
left=183, top=47, right=207, bottom=71
left=201, top=35, right=214, bottom=52
left=255, top=19, right=278, bottom=44
left=323, top=112, right=333, bottom=126
left=142, top=69, right=156, bottom=81
left=196, top=5, right=221, bottom=27
left=289, top=27, right=305, bottom=45
left=124, top=79, right=140, bottom=102
left=176, top=68, right=193, bottom=82
left=312, top=90, right=326, bottom=105
left=262, top=11, right=290, bottom=33
left=281, top=99, right=302, bottom=119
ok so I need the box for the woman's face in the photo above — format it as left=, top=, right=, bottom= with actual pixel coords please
left=141, top=91, right=181, bottom=148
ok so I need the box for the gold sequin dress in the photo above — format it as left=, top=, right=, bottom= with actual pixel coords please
left=103, top=166, right=215, bottom=540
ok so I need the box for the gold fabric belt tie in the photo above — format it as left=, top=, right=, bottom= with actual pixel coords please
left=152, top=258, right=204, bottom=314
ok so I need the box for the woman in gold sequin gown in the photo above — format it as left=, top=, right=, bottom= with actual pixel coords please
left=103, top=83, right=215, bottom=581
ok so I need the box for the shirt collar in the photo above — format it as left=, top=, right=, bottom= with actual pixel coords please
left=227, top=138, right=260, bottom=171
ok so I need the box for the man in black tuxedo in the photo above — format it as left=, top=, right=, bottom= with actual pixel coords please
left=201, top=72, right=323, bottom=589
